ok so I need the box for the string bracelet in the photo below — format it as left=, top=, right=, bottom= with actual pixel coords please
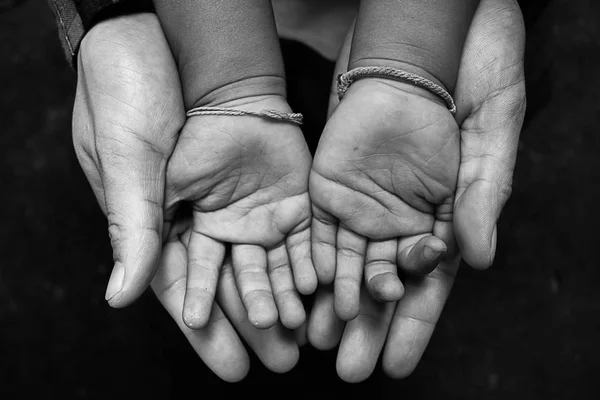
left=337, top=66, right=456, bottom=115
left=186, top=106, right=303, bottom=125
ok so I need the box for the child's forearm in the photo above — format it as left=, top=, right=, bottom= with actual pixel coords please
left=153, top=0, right=285, bottom=108
left=349, top=0, right=479, bottom=93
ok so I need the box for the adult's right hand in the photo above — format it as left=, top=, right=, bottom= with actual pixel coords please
left=71, top=12, right=301, bottom=382
left=72, top=13, right=183, bottom=308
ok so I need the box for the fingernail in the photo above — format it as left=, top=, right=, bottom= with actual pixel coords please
left=423, top=246, right=444, bottom=261
left=105, top=263, right=125, bottom=302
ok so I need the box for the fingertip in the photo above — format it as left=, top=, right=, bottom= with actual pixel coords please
left=106, top=268, right=154, bottom=309
left=295, top=271, right=318, bottom=295
left=105, top=262, right=125, bottom=307
left=182, top=306, right=210, bottom=330
left=264, top=342, right=300, bottom=374
left=336, top=357, right=372, bottom=383
left=367, top=273, right=404, bottom=302
left=460, top=225, right=496, bottom=270
left=248, top=304, right=279, bottom=330
left=280, top=305, right=306, bottom=331
left=382, top=356, right=418, bottom=380
left=334, top=299, right=359, bottom=322
left=424, top=236, right=447, bottom=254
left=307, top=326, right=340, bottom=351
left=214, top=354, right=251, bottom=383
left=307, top=291, right=343, bottom=350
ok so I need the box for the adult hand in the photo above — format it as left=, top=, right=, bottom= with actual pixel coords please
left=72, top=13, right=301, bottom=381
left=308, top=0, right=526, bottom=381
left=151, top=217, right=300, bottom=381
left=72, top=14, right=182, bottom=307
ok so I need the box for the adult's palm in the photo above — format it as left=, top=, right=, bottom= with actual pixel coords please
left=308, top=0, right=526, bottom=381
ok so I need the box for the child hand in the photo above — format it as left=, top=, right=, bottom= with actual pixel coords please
left=165, top=95, right=316, bottom=330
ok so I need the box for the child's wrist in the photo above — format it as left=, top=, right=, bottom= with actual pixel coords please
left=184, top=74, right=288, bottom=110
left=345, top=59, right=451, bottom=111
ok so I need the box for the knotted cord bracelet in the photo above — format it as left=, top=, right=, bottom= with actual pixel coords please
left=186, top=106, right=304, bottom=125
left=337, top=66, right=456, bottom=115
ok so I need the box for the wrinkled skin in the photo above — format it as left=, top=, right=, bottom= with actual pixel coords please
left=308, top=0, right=526, bottom=382
left=72, top=13, right=302, bottom=381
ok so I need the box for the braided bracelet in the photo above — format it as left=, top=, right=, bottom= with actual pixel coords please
left=186, top=106, right=303, bottom=125
left=337, top=66, right=456, bottom=115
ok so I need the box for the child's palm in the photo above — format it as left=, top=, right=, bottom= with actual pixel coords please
left=311, top=81, right=459, bottom=239
left=309, top=80, right=459, bottom=319
left=165, top=98, right=316, bottom=330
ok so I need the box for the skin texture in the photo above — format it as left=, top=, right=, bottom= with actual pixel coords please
left=73, top=13, right=301, bottom=382
left=308, top=0, right=526, bottom=382
left=151, top=0, right=317, bottom=330
left=72, top=0, right=525, bottom=383
left=310, top=0, right=479, bottom=321
left=72, top=14, right=183, bottom=308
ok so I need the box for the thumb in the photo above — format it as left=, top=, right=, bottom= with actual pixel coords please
left=100, top=131, right=172, bottom=308
left=453, top=0, right=526, bottom=269
left=454, top=174, right=512, bottom=269
left=454, top=72, right=525, bottom=269
left=75, top=14, right=186, bottom=307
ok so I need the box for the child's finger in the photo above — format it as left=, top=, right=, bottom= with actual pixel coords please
left=336, top=287, right=396, bottom=383
left=182, top=230, right=226, bottom=329
left=334, top=226, right=367, bottom=321
left=151, top=240, right=250, bottom=382
left=267, top=243, right=306, bottom=329
left=307, top=285, right=345, bottom=350
left=364, top=238, right=404, bottom=302
left=382, top=256, right=460, bottom=378
left=310, top=204, right=338, bottom=284
left=218, top=260, right=299, bottom=374
left=232, top=244, right=278, bottom=329
left=397, top=233, right=447, bottom=276
left=286, top=225, right=318, bottom=295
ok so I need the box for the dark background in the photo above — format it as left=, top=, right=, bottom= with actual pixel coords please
left=1, top=0, right=598, bottom=398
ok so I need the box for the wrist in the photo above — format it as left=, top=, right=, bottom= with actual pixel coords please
left=185, top=74, right=288, bottom=110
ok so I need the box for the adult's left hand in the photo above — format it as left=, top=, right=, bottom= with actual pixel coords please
left=308, top=0, right=526, bottom=381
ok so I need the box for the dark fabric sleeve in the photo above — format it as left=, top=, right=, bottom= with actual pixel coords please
left=48, top=0, right=154, bottom=70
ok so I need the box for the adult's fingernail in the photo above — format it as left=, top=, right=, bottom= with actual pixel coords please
left=423, top=246, right=444, bottom=261
left=105, top=263, right=125, bottom=302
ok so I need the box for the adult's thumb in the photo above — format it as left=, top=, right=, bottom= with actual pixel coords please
left=102, top=144, right=168, bottom=307
left=454, top=177, right=510, bottom=269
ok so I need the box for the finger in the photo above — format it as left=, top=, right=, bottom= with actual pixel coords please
left=100, top=146, right=168, bottom=308
left=286, top=226, right=318, bottom=295
left=311, top=205, right=338, bottom=284
left=382, top=256, right=460, bottom=379
left=334, top=226, right=367, bottom=321
left=294, top=321, right=308, bottom=347
left=151, top=239, right=249, bottom=382
left=231, top=244, right=278, bottom=329
left=307, top=285, right=345, bottom=350
left=397, top=234, right=447, bottom=276
left=267, top=244, right=306, bottom=330
left=218, top=260, right=299, bottom=374
left=364, top=238, right=403, bottom=302
left=453, top=0, right=526, bottom=269
left=336, top=286, right=396, bottom=383
left=183, top=229, right=226, bottom=329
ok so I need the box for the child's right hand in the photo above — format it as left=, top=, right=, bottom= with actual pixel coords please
left=164, top=95, right=316, bottom=331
